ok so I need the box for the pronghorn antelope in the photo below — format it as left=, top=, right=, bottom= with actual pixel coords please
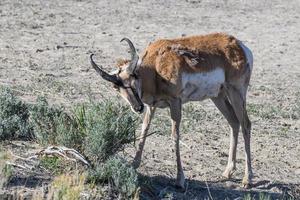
left=90, top=33, right=253, bottom=188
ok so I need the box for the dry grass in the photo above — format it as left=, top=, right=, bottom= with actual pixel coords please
left=47, top=172, right=86, bottom=200
left=0, top=147, right=12, bottom=187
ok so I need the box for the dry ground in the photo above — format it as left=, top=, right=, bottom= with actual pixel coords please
left=0, top=0, right=300, bottom=199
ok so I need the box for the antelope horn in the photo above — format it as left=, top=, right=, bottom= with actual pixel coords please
left=120, top=38, right=139, bottom=74
left=90, top=54, right=120, bottom=85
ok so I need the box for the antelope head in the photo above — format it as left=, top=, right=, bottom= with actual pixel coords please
left=90, top=38, right=144, bottom=113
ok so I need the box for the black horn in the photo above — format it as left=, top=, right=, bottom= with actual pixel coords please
left=120, top=38, right=139, bottom=74
left=90, top=54, right=120, bottom=85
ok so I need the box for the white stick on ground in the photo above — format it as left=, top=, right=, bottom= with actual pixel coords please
left=37, top=146, right=90, bottom=166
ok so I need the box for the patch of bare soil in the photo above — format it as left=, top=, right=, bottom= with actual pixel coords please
left=0, top=0, right=299, bottom=199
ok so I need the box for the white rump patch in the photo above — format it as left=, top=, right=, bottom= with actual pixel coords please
left=181, top=68, right=225, bottom=102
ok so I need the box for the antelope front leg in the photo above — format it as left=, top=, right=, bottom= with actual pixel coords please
left=132, top=105, right=156, bottom=169
left=170, top=98, right=185, bottom=189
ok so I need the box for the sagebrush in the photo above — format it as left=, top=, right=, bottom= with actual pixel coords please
left=87, top=156, right=138, bottom=198
left=82, top=101, right=139, bottom=162
left=0, top=88, right=140, bottom=199
left=0, top=87, right=32, bottom=140
left=30, top=96, right=84, bottom=149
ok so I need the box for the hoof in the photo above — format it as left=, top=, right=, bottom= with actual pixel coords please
left=175, top=174, right=185, bottom=191
left=242, top=176, right=252, bottom=189
left=131, top=160, right=141, bottom=169
left=175, top=182, right=185, bottom=191
left=222, top=168, right=236, bottom=179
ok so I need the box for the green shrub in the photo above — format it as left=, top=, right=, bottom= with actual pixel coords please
left=30, top=96, right=83, bottom=149
left=39, top=156, right=64, bottom=175
left=55, top=114, right=83, bottom=150
left=0, top=87, right=32, bottom=140
left=87, top=156, right=138, bottom=198
left=0, top=88, right=140, bottom=198
left=29, top=96, right=62, bottom=144
left=82, top=101, right=138, bottom=163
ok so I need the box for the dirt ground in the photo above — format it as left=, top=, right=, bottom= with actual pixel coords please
left=0, top=0, right=300, bottom=199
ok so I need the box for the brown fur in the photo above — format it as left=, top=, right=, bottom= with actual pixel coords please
left=111, top=33, right=249, bottom=106
left=141, top=33, right=246, bottom=81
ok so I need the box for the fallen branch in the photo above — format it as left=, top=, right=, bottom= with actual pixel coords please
left=6, top=151, right=39, bottom=172
left=9, top=151, right=38, bottom=163
left=6, top=161, right=29, bottom=170
left=37, top=146, right=90, bottom=166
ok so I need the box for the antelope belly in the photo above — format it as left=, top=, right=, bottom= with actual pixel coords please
left=181, top=68, right=225, bottom=102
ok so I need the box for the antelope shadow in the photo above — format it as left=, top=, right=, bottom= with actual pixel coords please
left=138, top=174, right=298, bottom=200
